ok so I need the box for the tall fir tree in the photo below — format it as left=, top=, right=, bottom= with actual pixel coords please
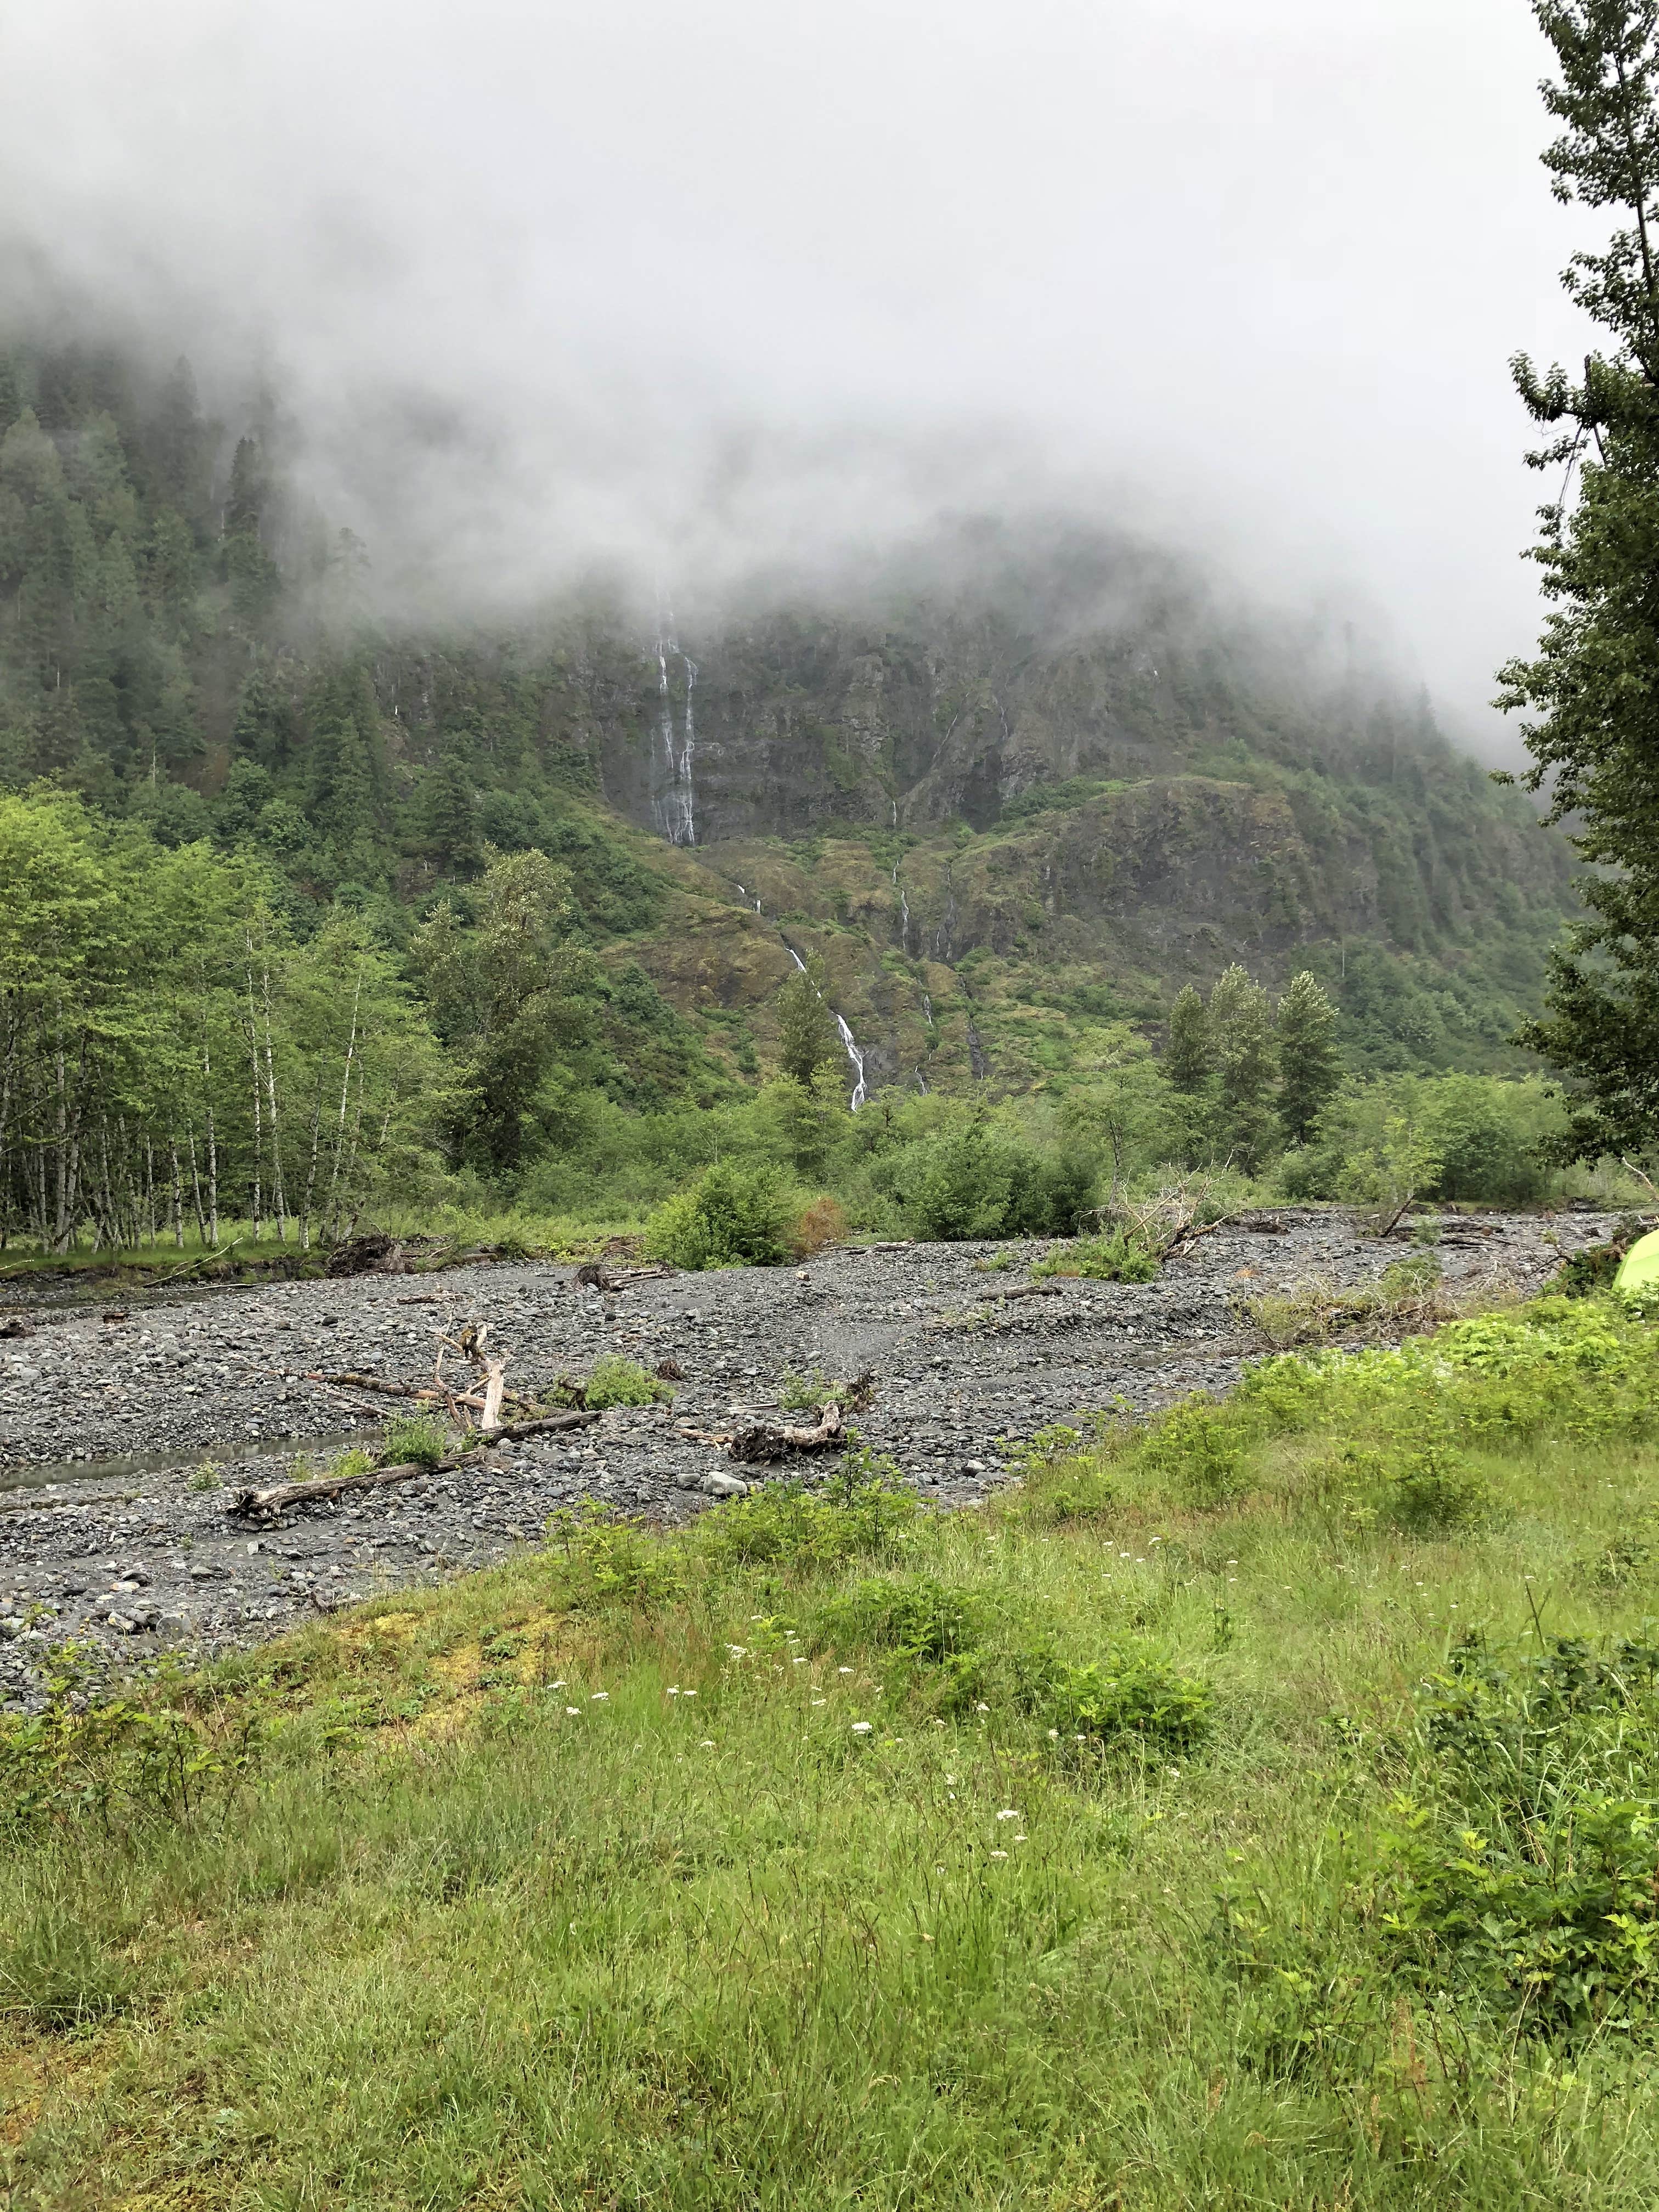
left=776, top=953, right=840, bottom=1088
left=1165, top=984, right=1211, bottom=1094
left=1277, top=971, right=1342, bottom=1144
left=1499, top=0, right=1659, bottom=1158
left=1208, top=964, right=1277, bottom=1170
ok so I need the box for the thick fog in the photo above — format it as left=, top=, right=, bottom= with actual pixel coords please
left=0, top=0, right=1602, bottom=746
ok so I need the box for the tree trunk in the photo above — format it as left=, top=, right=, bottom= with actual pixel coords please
left=246, top=960, right=263, bottom=1242
left=325, top=968, right=363, bottom=1242
left=260, top=946, right=287, bottom=1245
left=187, top=1126, right=207, bottom=1244
left=170, top=1136, right=186, bottom=1249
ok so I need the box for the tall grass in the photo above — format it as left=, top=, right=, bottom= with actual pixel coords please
left=9, top=1302, right=1659, bottom=2203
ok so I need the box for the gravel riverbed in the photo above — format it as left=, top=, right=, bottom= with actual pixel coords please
left=0, top=1209, right=1607, bottom=1706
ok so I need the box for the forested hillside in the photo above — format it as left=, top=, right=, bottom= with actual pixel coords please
left=0, top=335, right=1586, bottom=1250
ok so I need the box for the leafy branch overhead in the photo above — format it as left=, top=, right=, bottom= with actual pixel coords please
left=1499, top=1, right=1659, bottom=1159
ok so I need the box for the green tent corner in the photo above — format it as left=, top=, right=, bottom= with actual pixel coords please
left=1615, top=1228, right=1659, bottom=1294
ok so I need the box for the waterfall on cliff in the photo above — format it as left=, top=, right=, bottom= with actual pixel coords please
left=783, top=946, right=867, bottom=1110
left=650, top=602, right=697, bottom=847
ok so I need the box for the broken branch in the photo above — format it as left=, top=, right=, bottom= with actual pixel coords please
left=728, top=1402, right=845, bottom=1464
left=226, top=1407, right=601, bottom=1521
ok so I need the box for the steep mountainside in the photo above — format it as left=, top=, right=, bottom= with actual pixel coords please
left=0, top=337, right=1577, bottom=1105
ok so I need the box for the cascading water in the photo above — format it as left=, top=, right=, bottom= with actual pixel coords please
left=784, top=945, right=867, bottom=1111
left=834, top=1014, right=867, bottom=1111
left=676, top=652, right=697, bottom=845
left=650, top=599, right=697, bottom=847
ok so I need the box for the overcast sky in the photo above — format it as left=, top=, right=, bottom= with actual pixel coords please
left=0, top=0, right=1600, bottom=748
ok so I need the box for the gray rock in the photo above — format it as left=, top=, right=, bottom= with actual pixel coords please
left=700, top=1472, right=749, bottom=1498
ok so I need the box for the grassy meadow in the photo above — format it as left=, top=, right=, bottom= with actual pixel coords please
left=8, top=1298, right=1659, bottom=2205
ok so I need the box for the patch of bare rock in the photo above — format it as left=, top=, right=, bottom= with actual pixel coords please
left=0, top=1207, right=1609, bottom=1707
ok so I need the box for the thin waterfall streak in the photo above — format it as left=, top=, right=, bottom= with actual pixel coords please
left=676, top=651, right=698, bottom=846
left=651, top=599, right=696, bottom=847
left=783, top=943, right=864, bottom=1108
left=834, top=1013, right=867, bottom=1111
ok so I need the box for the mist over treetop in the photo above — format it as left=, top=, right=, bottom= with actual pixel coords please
left=0, top=0, right=1593, bottom=739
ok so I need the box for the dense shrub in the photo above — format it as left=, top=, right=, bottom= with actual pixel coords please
left=1383, top=1437, right=1491, bottom=1534
left=1287, top=1073, right=1563, bottom=1210
left=644, top=1161, right=795, bottom=1268
left=379, top=1414, right=448, bottom=1468
left=901, top=1118, right=1096, bottom=1241
left=817, top=1574, right=984, bottom=1661
left=690, top=1468, right=918, bottom=1573
left=1139, top=1400, right=1250, bottom=1508
left=1033, top=1230, right=1159, bottom=1282
left=582, top=1355, right=673, bottom=1409
left=1382, top=1634, right=1659, bottom=2037
left=815, top=1568, right=1214, bottom=1748
left=1033, top=1651, right=1215, bottom=1753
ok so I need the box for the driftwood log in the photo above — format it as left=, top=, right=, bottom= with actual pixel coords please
left=573, top=1261, right=675, bottom=1292
left=728, top=1402, right=845, bottom=1464
left=308, top=1369, right=543, bottom=1412
left=227, top=1407, right=601, bottom=1522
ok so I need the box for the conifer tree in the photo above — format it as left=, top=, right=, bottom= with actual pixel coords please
left=776, top=953, right=840, bottom=1087
left=1277, top=971, right=1342, bottom=1144
left=1500, top=1, right=1659, bottom=1157
left=1165, top=984, right=1211, bottom=1094
left=1208, top=964, right=1277, bottom=1169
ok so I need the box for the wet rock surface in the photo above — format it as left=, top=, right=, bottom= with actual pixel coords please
left=0, top=1209, right=1605, bottom=1705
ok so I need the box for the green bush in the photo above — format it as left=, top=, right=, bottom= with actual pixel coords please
left=1139, top=1400, right=1249, bottom=1509
left=813, top=1570, right=1214, bottom=1748
left=1383, top=1437, right=1491, bottom=1534
left=905, top=1120, right=1022, bottom=1240
left=1033, top=1230, right=1158, bottom=1282
left=1034, top=1650, right=1215, bottom=1753
left=690, top=1467, right=918, bottom=1574
left=0, top=1651, right=263, bottom=1846
left=816, top=1573, right=983, bottom=1661
left=546, top=1505, right=686, bottom=1612
left=1381, top=1634, right=1659, bottom=2038
left=643, top=1160, right=795, bottom=1268
left=892, top=1113, right=1095, bottom=1242
left=379, top=1414, right=448, bottom=1468
left=583, top=1354, right=673, bottom=1409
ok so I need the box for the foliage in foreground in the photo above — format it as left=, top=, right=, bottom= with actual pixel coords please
left=12, top=1297, right=1659, bottom=2200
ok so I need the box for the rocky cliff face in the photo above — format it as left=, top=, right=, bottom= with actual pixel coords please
left=383, top=531, right=1577, bottom=1096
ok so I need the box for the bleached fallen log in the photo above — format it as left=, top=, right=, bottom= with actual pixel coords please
left=227, top=1407, right=600, bottom=1521
left=728, top=1402, right=845, bottom=1464
left=481, top=1358, right=505, bottom=1432
left=308, top=1369, right=541, bottom=1411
